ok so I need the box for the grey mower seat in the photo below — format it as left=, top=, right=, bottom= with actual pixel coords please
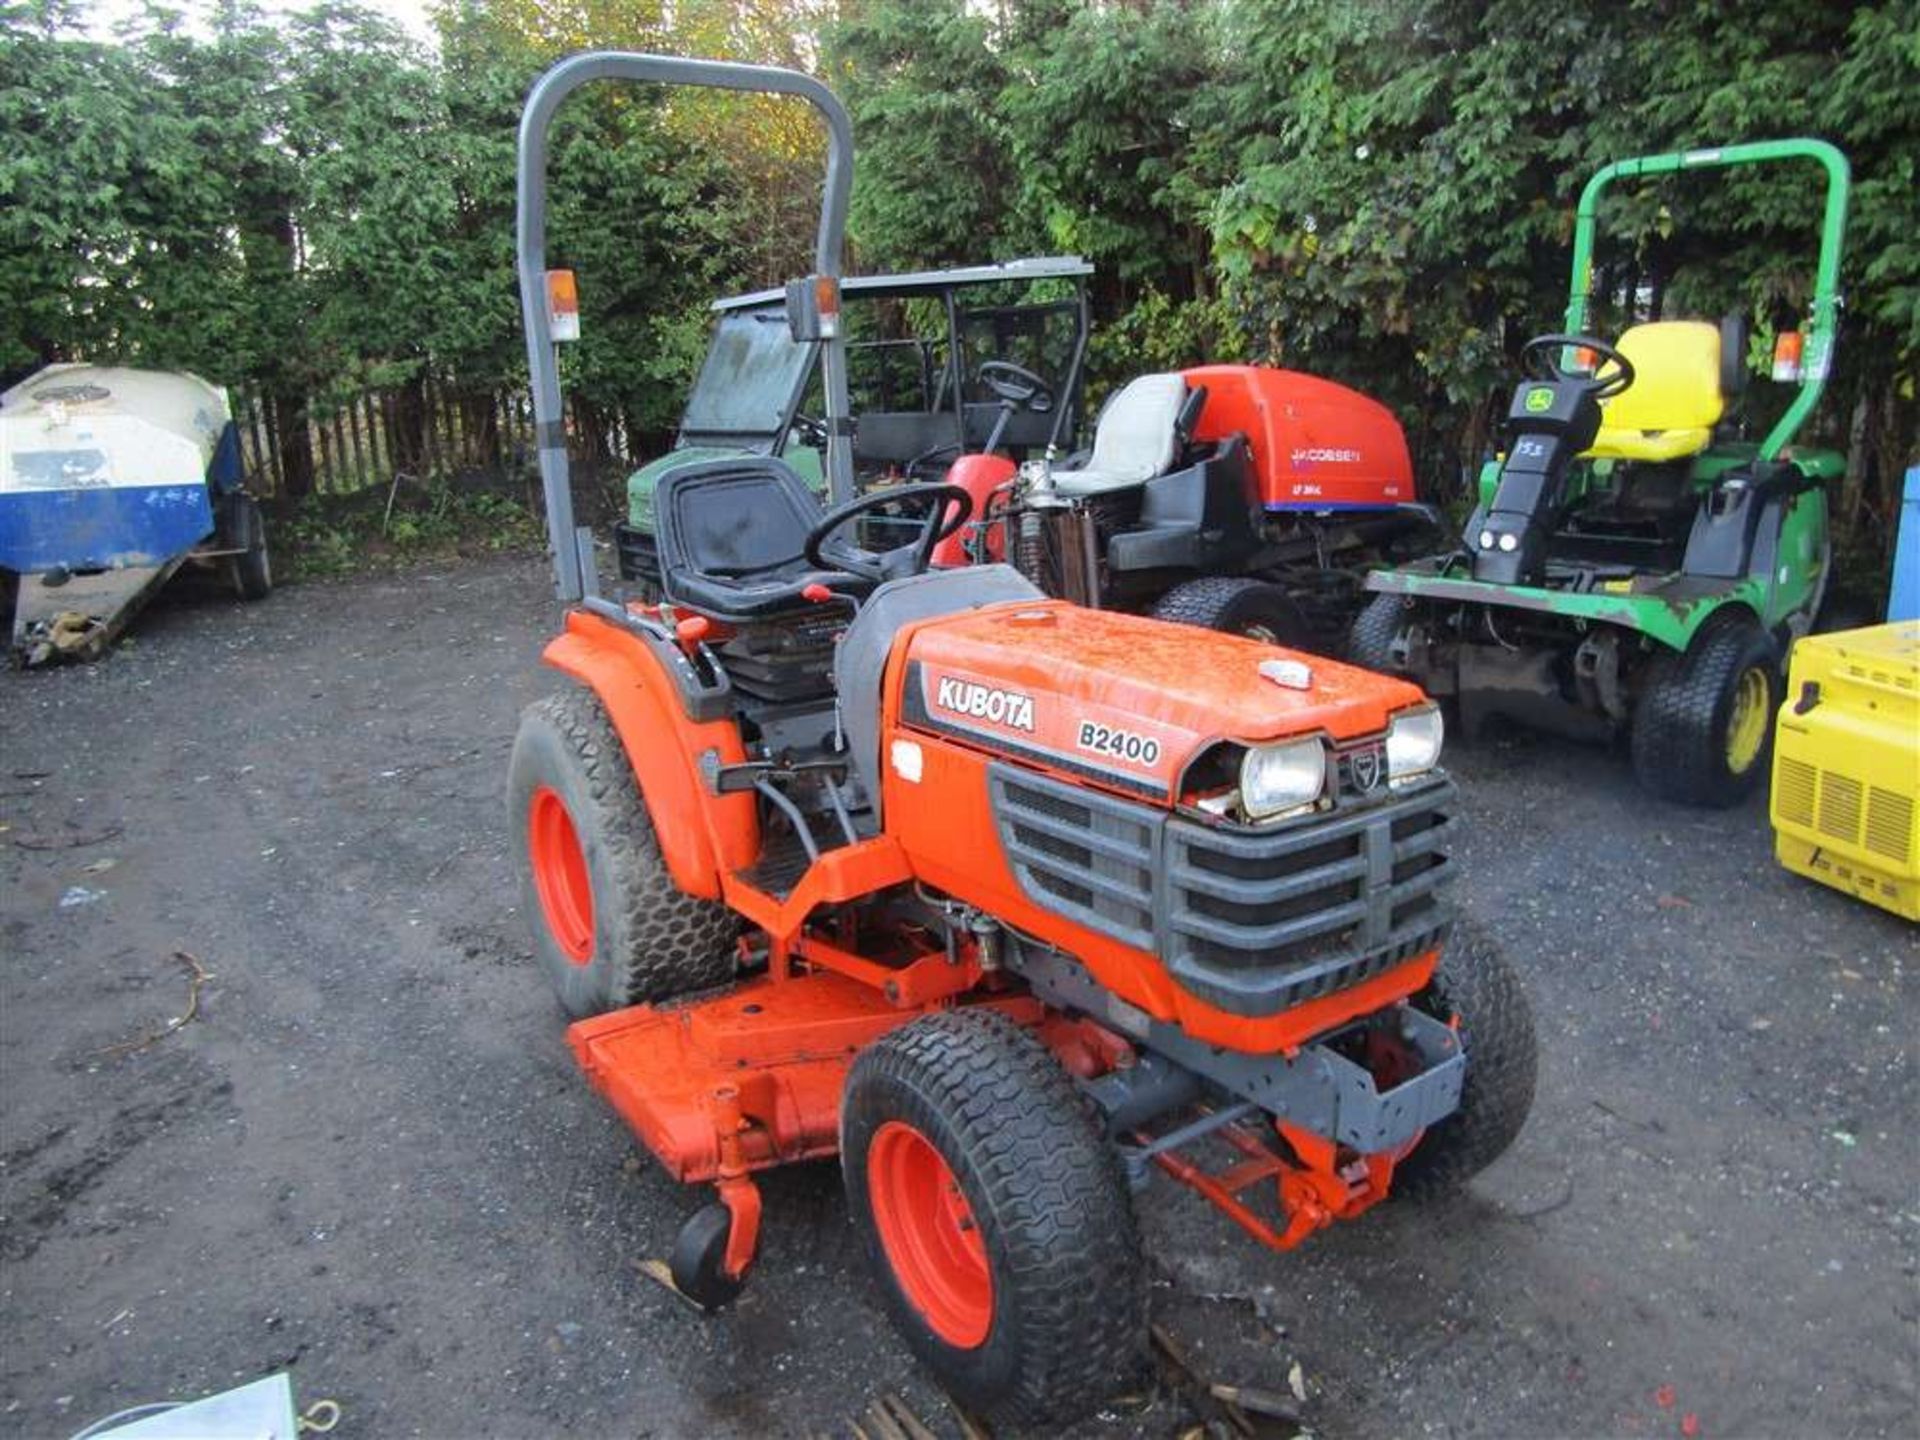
left=833, top=565, right=1045, bottom=818
left=1051, top=371, right=1191, bottom=497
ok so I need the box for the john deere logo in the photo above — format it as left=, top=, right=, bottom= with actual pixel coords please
left=1524, top=387, right=1555, bottom=413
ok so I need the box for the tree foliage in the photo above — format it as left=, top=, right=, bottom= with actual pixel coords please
left=1, top=0, right=1913, bottom=555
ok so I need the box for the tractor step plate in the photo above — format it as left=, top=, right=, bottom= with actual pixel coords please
left=568, top=971, right=1028, bottom=1185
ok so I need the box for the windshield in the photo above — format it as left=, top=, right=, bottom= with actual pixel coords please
left=680, top=307, right=812, bottom=440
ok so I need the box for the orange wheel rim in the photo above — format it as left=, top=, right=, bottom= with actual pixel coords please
left=867, top=1121, right=993, bottom=1348
left=528, top=786, right=594, bottom=964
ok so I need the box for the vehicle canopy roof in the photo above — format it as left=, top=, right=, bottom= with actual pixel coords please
left=712, top=255, right=1093, bottom=312
left=684, top=255, right=1092, bottom=460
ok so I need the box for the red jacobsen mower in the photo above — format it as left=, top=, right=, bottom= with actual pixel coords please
left=510, top=54, right=1536, bottom=1427
left=931, top=361, right=1439, bottom=652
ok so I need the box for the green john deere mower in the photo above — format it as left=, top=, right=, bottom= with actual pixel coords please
left=1353, top=139, right=1851, bottom=807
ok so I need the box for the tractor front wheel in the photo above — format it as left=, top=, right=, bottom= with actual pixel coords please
left=841, top=1010, right=1144, bottom=1428
left=1630, top=614, right=1782, bottom=808
left=1394, top=916, right=1537, bottom=1199
left=1152, top=576, right=1310, bottom=647
left=507, top=688, right=736, bottom=1017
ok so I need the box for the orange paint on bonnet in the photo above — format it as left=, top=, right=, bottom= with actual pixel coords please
left=904, top=600, right=1427, bottom=798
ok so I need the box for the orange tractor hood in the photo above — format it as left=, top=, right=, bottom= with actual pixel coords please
left=898, top=601, right=1429, bottom=802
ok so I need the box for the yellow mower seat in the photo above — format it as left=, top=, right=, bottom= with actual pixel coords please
left=1586, top=321, right=1726, bottom=462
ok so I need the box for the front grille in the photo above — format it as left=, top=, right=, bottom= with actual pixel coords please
left=990, top=763, right=1456, bottom=1017
left=1166, top=787, right=1454, bottom=1013
left=996, top=778, right=1156, bottom=950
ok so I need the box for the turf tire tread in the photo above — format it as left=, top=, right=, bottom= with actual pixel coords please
left=1394, top=915, right=1538, bottom=1199
left=1151, top=575, right=1313, bottom=647
left=843, top=1009, right=1144, bottom=1428
left=1348, top=590, right=1411, bottom=673
left=1630, top=614, right=1780, bottom=808
left=513, top=688, right=736, bottom=1013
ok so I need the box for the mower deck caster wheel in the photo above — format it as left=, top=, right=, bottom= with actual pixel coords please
left=668, top=1202, right=746, bottom=1310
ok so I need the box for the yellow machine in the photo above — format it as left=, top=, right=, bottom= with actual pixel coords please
left=1771, top=621, right=1920, bottom=920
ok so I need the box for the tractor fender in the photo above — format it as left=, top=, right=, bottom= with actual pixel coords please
left=542, top=609, right=758, bottom=899
left=1652, top=597, right=1766, bottom=657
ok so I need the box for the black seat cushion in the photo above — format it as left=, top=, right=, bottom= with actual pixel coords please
left=653, top=457, right=873, bottom=620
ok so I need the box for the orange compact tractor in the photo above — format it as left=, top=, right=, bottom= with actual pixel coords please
left=511, top=54, right=1536, bottom=1427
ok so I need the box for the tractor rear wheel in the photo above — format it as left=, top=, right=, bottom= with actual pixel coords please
left=1348, top=591, right=1411, bottom=672
left=1394, top=916, right=1536, bottom=1200
left=1151, top=576, right=1310, bottom=647
left=1630, top=613, right=1781, bottom=808
left=507, top=688, right=736, bottom=1018
left=842, top=1010, right=1144, bottom=1428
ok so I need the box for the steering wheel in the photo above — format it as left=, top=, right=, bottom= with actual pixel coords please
left=804, top=482, right=974, bottom=583
left=790, top=412, right=830, bottom=446
left=977, top=361, right=1056, bottom=414
left=1520, top=333, right=1636, bottom=401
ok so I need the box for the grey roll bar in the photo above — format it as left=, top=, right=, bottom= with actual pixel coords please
left=515, top=51, right=856, bottom=602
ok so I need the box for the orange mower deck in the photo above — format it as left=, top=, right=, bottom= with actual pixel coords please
left=568, top=972, right=1042, bottom=1184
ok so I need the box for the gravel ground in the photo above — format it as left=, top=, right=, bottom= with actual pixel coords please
left=1, top=555, right=1913, bottom=1439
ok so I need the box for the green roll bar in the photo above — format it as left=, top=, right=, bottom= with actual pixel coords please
left=1563, top=138, right=1850, bottom=462
left=516, top=52, right=856, bottom=603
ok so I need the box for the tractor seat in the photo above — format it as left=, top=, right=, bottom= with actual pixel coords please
left=1585, top=320, right=1740, bottom=464
left=1051, top=372, right=1200, bottom=497
left=653, top=457, right=872, bottom=621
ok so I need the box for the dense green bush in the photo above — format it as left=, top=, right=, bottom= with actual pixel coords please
left=3, top=0, right=1912, bottom=570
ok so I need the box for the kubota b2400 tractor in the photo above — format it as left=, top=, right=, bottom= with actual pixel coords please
left=509, top=53, right=1537, bottom=1428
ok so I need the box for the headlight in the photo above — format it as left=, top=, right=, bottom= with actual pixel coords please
left=1386, top=705, right=1444, bottom=781
left=1239, top=739, right=1327, bottom=819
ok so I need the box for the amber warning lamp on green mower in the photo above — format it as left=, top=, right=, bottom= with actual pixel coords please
left=784, top=273, right=841, bottom=340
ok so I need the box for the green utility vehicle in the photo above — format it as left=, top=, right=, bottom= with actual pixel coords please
left=613, top=257, right=1091, bottom=590
left=1352, top=139, right=1851, bottom=807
